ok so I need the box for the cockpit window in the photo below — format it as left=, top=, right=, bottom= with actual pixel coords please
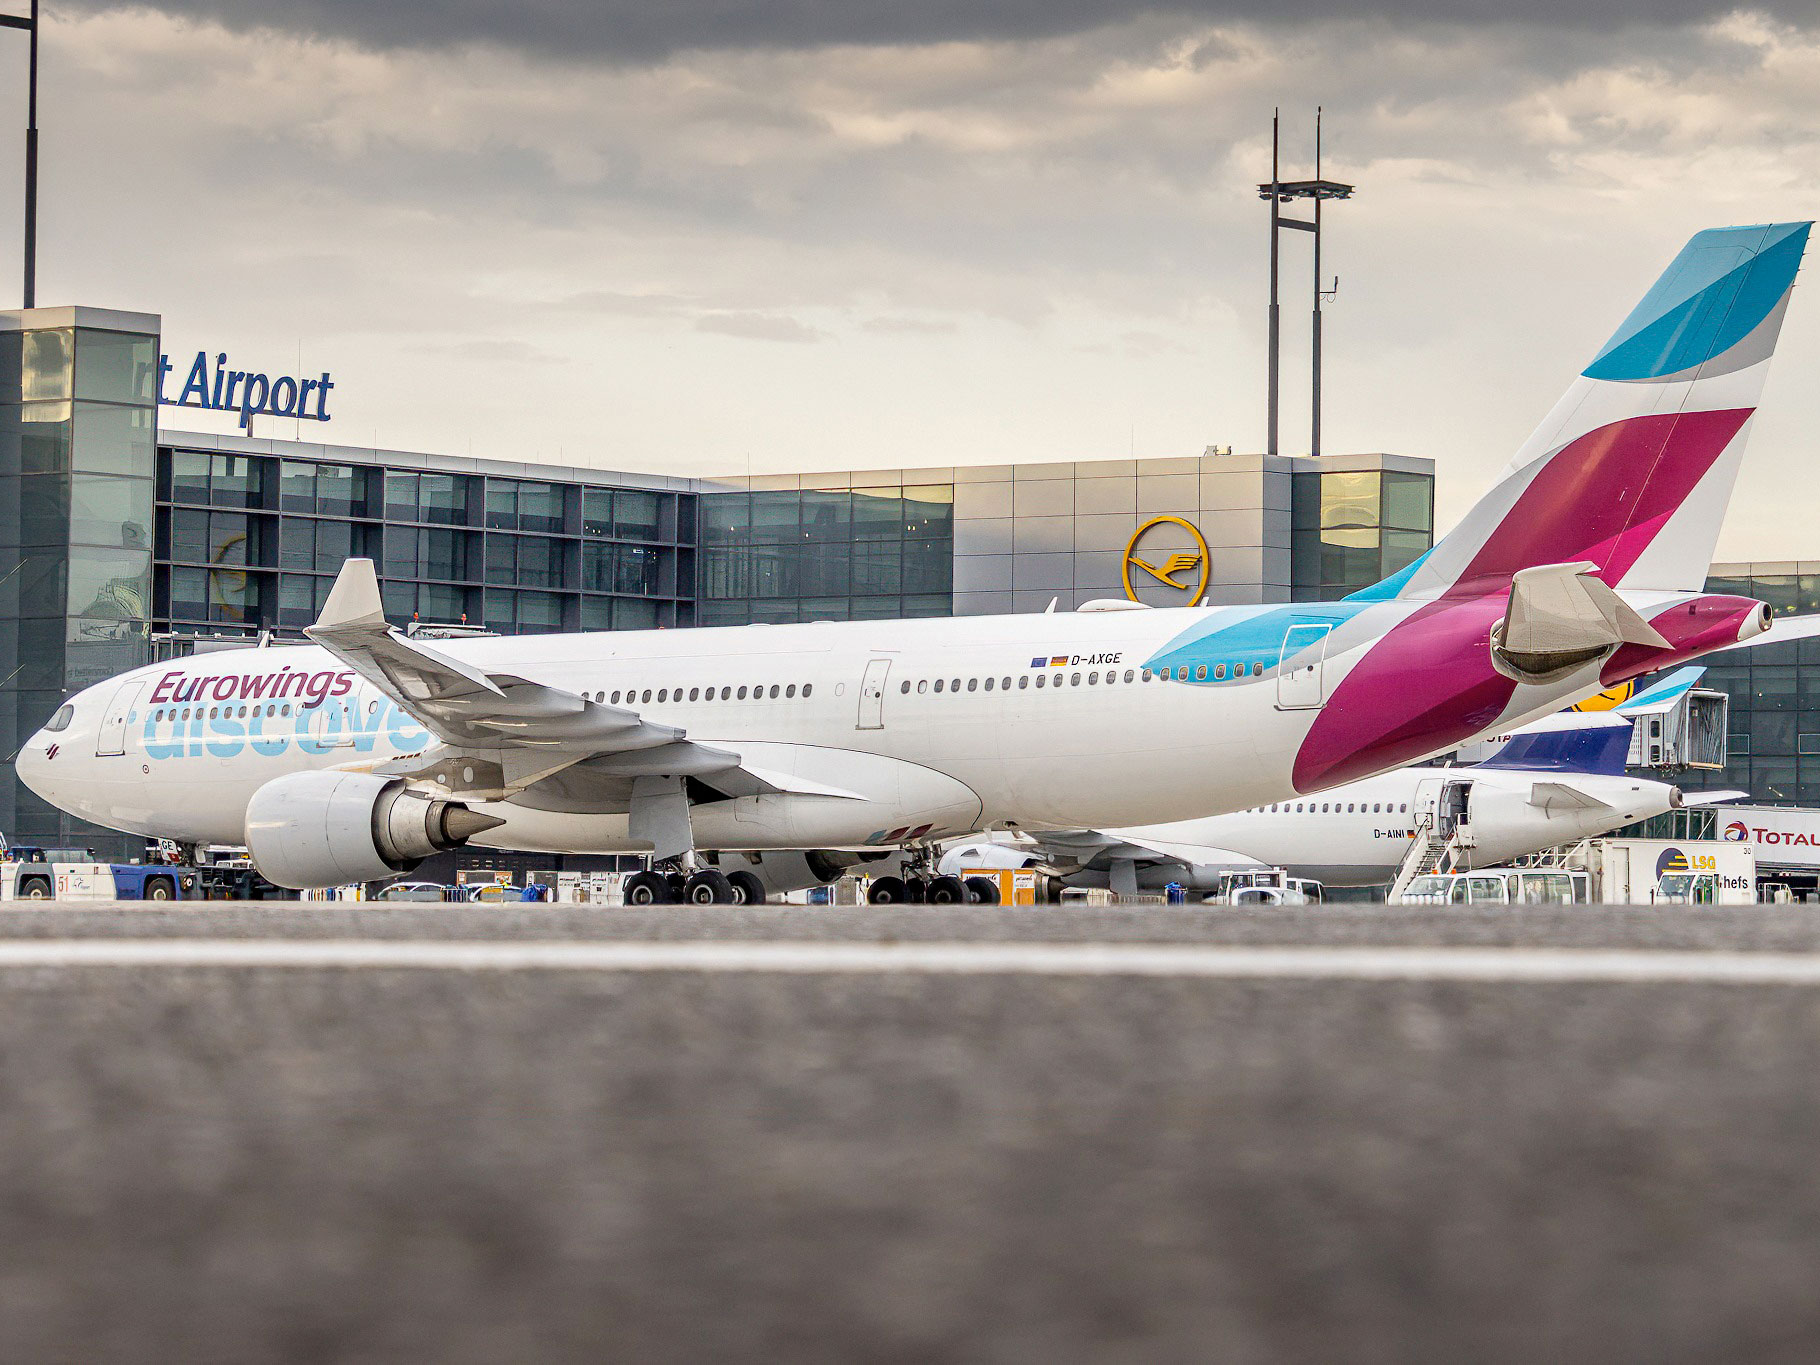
left=43, top=704, right=74, bottom=733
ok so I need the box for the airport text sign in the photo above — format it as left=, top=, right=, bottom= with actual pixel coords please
left=1720, top=806, right=1820, bottom=868
left=157, top=351, right=334, bottom=432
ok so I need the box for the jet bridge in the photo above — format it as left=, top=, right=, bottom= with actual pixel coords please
left=1627, top=685, right=1728, bottom=770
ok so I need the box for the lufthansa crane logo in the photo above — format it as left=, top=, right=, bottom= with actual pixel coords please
left=1123, top=516, right=1211, bottom=605
left=1571, top=681, right=1636, bottom=713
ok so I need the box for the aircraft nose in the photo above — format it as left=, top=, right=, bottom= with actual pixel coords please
left=15, top=697, right=77, bottom=806
left=14, top=735, right=52, bottom=802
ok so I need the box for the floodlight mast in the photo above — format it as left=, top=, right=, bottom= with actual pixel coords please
left=1258, top=109, right=1353, bottom=457
left=1, top=1, right=38, bottom=308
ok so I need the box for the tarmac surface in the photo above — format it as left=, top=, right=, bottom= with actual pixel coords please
left=2, top=902, right=1820, bottom=1363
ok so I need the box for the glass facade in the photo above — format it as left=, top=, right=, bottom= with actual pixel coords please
left=698, top=484, right=954, bottom=625
left=154, top=450, right=696, bottom=639
left=3, top=305, right=1434, bottom=863
left=1291, top=468, right=1434, bottom=600
left=1695, top=566, right=1820, bottom=803
left=0, top=320, right=159, bottom=852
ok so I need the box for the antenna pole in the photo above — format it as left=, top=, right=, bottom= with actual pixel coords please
left=1311, top=106, right=1323, bottom=458
left=1266, top=110, right=1280, bottom=458
left=22, top=0, right=38, bottom=308
left=2, top=0, right=40, bottom=308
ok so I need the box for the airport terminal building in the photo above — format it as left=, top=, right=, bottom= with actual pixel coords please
left=5, top=303, right=1439, bottom=854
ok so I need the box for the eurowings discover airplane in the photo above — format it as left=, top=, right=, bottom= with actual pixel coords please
left=15, top=222, right=1812, bottom=900
left=939, top=670, right=1744, bottom=895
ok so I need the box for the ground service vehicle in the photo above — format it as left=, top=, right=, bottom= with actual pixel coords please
left=1573, top=838, right=1758, bottom=904
left=1206, top=870, right=1325, bottom=905
left=1397, top=869, right=1588, bottom=906
left=0, top=847, right=195, bottom=901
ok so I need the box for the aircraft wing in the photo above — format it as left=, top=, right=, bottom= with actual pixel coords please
left=304, top=559, right=809, bottom=804
left=1032, top=828, right=1265, bottom=873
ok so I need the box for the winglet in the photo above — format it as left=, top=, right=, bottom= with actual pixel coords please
left=314, top=558, right=387, bottom=632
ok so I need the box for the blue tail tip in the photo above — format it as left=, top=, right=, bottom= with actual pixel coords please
left=1584, top=221, right=1812, bottom=383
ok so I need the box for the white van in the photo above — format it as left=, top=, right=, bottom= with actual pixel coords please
left=1396, top=868, right=1587, bottom=906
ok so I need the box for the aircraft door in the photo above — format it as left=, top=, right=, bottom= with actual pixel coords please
left=1275, top=623, right=1332, bottom=709
left=1438, top=779, right=1472, bottom=840
left=857, top=658, right=891, bottom=730
left=96, top=681, right=142, bottom=757
left=1412, top=777, right=1441, bottom=829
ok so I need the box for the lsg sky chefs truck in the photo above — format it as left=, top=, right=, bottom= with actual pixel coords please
left=1573, top=838, right=1758, bottom=905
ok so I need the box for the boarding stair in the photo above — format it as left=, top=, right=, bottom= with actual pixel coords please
left=1388, top=826, right=1450, bottom=903
left=1387, top=813, right=1477, bottom=902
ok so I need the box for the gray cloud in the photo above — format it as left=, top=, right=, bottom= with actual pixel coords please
left=22, top=3, right=1820, bottom=554
left=53, top=0, right=1820, bottom=61
left=695, top=312, right=826, bottom=342
left=410, top=338, right=570, bottom=364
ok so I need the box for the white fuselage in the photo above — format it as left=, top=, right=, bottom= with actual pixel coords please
left=14, top=595, right=1725, bottom=858
left=1108, top=765, right=1681, bottom=887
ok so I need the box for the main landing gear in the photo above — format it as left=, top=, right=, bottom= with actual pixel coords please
left=866, top=870, right=1001, bottom=906
left=622, top=864, right=768, bottom=906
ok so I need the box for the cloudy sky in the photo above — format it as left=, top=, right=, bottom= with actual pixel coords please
left=3, top=1, right=1819, bottom=556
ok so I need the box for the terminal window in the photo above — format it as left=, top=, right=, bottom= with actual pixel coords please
left=1291, top=469, right=1433, bottom=601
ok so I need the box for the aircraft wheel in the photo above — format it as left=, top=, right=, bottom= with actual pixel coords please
left=867, top=876, right=909, bottom=905
left=682, top=870, right=735, bottom=904
left=19, top=877, right=50, bottom=901
left=964, top=877, right=1001, bottom=905
left=926, top=875, right=968, bottom=905
left=623, top=871, right=675, bottom=906
left=726, top=870, right=767, bottom=906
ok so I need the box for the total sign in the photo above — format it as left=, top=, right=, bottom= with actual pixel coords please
left=1719, top=805, right=1820, bottom=868
left=157, top=351, right=335, bottom=432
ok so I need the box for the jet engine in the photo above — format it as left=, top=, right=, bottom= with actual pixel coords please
left=244, top=770, right=505, bottom=889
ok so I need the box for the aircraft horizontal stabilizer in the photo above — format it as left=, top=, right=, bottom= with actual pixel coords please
left=1527, top=780, right=1614, bottom=813
left=1713, top=611, right=1820, bottom=655
left=1493, top=562, right=1670, bottom=682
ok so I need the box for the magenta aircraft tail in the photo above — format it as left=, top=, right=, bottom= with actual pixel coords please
left=1389, top=222, right=1810, bottom=600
